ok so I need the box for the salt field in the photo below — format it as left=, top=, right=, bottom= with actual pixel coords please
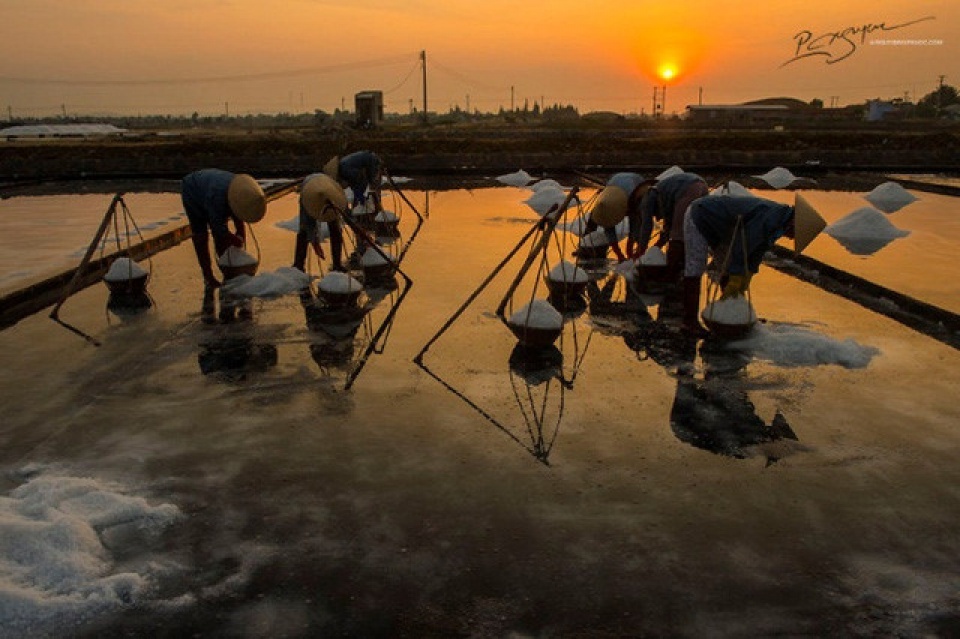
left=1, top=177, right=960, bottom=637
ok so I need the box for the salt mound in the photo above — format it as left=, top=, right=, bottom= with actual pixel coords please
left=0, top=472, right=183, bottom=637
left=560, top=215, right=590, bottom=236
left=509, top=299, right=563, bottom=329
left=864, top=181, right=917, bottom=213
left=221, top=266, right=312, bottom=297
left=826, top=207, right=910, bottom=240
left=657, top=165, right=684, bottom=180
left=361, top=247, right=395, bottom=267
left=275, top=216, right=300, bottom=232
left=351, top=203, right=373, bottom=218
left=319, top=271, right=363, bottom=294
left=529, top=178, right=566, bottom=192
left=711, top=181, right=754, bottom=197
left=640, top=246, right=667, bottom=265
left=524, top=186, right=567, bottom=215
left=724, top=323, right=880, bottom=369
left=103, top=257, right=147, bottom=281
left=217, top=246, right=257, bottom=266
left=547, top=260, right=589, bottom=283
left=375, top=210, right=399, bottom=223
left=702, top=296, right=757, bottom=325
left=753, top=166, right=798, bottom=189
left=495, top=169, right=533, bottom=187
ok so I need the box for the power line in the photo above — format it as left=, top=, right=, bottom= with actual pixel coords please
left=0, top=53, right=419, bottom=86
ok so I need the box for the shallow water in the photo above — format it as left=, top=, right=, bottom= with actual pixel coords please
left=1, top=180, right=960, bottom=637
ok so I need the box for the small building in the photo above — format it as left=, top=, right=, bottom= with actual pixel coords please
left=354, top=91, right=384, bottom=128
left=684, top=104, right=790, bottom=122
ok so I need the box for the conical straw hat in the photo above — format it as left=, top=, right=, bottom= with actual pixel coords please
left=301, top=174, right=347, bottom=222
left=322, top=156, right=340, bottom=180
left=793, top=193, right=826, bottom=254
left=590, top=184, right=628, bottom=227
left=227, top=174, right=266, bottom=223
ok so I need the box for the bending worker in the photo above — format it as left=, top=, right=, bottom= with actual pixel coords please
left=634, top=171, right=709, bottom=280
left=181, top=169, right=266, bottom=288
left=680, top=194, right=826, bottom=335
left=293, top=173, right=347, bottom=272
left=323, top=151, right=383, bottom=212
left=584, top=172, right=654, bottom=262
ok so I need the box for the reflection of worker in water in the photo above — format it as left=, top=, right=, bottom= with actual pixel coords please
left=584, top=172, right=654, bottom=262
left=681, top=194, right=826, bottom=336
left=181, top=169, right=266, bottom=289
left=669, top=342, right=799, bottom=464
left=634, top=172, right=709, bottom=281
left=323, top=151, right=383, bottom=212
left=293, top=173, right=347, bottom=273
left=198, top=288, right=277, bottom=379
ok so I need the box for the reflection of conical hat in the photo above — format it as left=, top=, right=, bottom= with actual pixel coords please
left=793, top=193, right=826, bottom=254
left=301, top=174, right=347, bottom=222
left=227, top=174, right=266, bottom=223
left=322, top=156, right=340, bottom=180
left=590, top=184, right=628, bottom=227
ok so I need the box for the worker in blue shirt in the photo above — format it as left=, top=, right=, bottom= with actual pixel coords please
left=181, top=169, right=266, bottom=288
left=584, top=172, right=654, bottom=262
left=635, top=172, right=709, bottom=280
left=323, top=151, right=383, bottom=211
left=680, top=194, right=826, bottom=335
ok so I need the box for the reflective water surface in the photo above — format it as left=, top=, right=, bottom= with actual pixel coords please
left=1, top=182, right=960, bottom=637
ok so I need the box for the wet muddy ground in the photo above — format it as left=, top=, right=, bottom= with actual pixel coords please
left=2, top=184, right=960, bottom=637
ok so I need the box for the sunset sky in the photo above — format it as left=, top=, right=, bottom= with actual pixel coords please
left=2, top=0, right=957, bottom=118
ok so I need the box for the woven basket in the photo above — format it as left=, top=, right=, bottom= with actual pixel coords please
left=702, top=317, right=756, bottom=339
left=104, top=273, right=148, bottom=295
left=507, top=322, right=562, bottom=348
left=220, top=263, right=258, bottom=280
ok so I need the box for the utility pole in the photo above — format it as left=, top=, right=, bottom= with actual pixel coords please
left=7, top=105, right=11, bottom=122
left=511, top=86, right=515, bottom=112
left=466, top=94, right=470, bottom=112
left=698, top=86, right=703, bottom=106
left=420, top=50, right=428, bottom=124
left=225, top=101, right=229, bottom=117
left=937, top=74, right=946, bottom=116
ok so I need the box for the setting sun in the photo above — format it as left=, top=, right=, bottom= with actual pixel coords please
left=658, top=65, right=678, bottom=82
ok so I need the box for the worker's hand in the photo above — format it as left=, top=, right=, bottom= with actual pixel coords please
left=720, top=273, right=751, bottom=299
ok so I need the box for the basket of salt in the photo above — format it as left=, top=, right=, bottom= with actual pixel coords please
left=103, top=257, right=149, bottom=294
left=318, top=271, right=364, bottom=308
left=360, top=246, right=396, bottom=283
left=506, top=299, right=564, bottom=348
left=373, top=209, right=400, bottom=237
left=351, top=202, right=376, bottom=230
left=701, top=296, right=757, bottom=339
left=636, top=246, right=670, bottom=293
left=575, top=230, right=609, bottom=260
left=218, top=246, right=259, bottom=279
left=544, top=260, right=589, bottom=300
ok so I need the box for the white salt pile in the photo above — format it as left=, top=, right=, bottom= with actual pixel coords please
left=375, top=210, right=399, bottom=223
left=361, top=247, right=395, bottom=267
left=381, top=175, right=411, bottom=184
left=560, top=215, right=590, bottom=236
left=496, top=169, right=533, bottom=187
left=640, top=246, right=667, bottom=265
left=0, top=471, right=183, bottom=637
left=826, top=206, right=911, bottom=240
left=863, top=181, right=917, bottom=213
left=753, top=167, right=799, bottom=189
left=711, top=181, right=754, bottom=197
left=528, top=178, right=566, bottom=192
left=217, top=246, right=257, bottom=266
left=221, top=266, right=312, bottom=297
left=657, top=165, right=684, bottom=180
left=351, top=203, right=373, bottom=218
left=509, top=299, right=563, bottom=329
left=103, top=257, right=147, bottom=281
left=702, top=296, right=758, bottom=325
left=724, top=323, right=880, bottom=369
left=524, top=186, right=567, bottom=216
left=319, top=271, right=363, bottom=294
left=547, top=260, right=589, bottom=283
